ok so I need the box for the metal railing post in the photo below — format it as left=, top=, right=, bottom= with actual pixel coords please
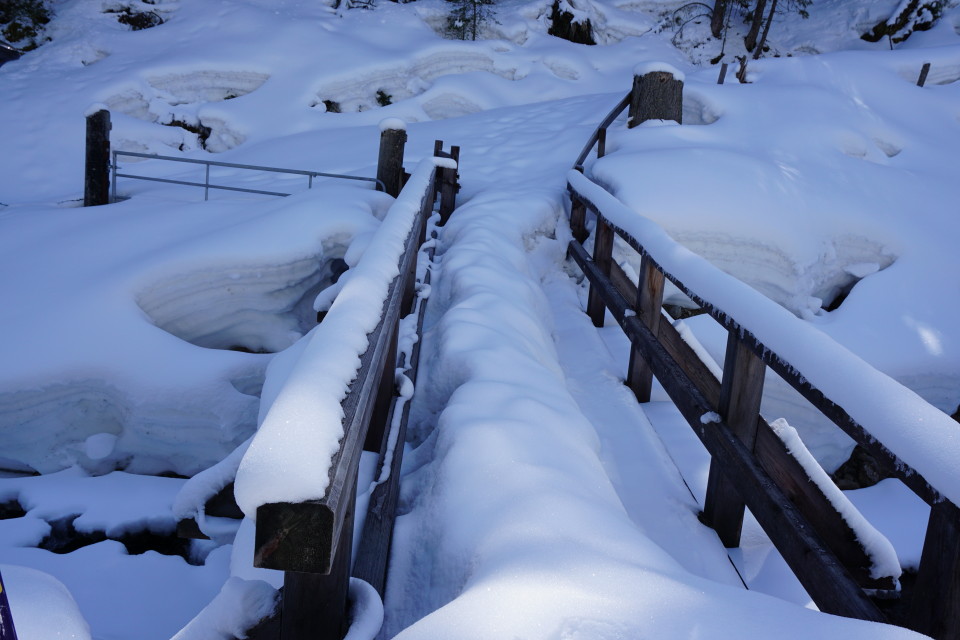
left=204, top=164, right=211, bottom=201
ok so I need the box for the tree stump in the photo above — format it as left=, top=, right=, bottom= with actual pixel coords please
left=629, top=68, right=683, bottom=128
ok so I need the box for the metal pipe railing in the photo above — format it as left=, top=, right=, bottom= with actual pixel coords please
left=111, top=151, right=385, bottom=202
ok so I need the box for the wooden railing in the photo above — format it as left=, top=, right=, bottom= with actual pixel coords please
left=173, top=137, right=459, bottom=640
left=567, top=68, right=960, bottom=639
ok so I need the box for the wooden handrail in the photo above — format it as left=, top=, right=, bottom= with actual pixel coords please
left=566, top=169, right=960, bottom=637
left=572, top=91, right=632, bottom=172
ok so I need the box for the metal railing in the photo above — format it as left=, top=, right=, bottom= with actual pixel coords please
left=111, top=151, right=385, bottom=202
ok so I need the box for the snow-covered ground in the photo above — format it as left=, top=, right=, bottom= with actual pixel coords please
left=1, top=0, right=959, bottom=637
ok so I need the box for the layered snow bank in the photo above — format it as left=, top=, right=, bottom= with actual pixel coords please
left=0, top=186, right=387, bottom=476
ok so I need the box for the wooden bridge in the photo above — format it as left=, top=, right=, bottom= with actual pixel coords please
left=74, top=64, right=960, bottom=640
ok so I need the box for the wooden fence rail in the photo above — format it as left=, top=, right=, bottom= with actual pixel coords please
left=172, top=136, right=459, bottom=640
left=567, top=67, right=960, bottom=639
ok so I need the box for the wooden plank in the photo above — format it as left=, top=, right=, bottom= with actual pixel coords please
left=917, top=62, right=931, bottom=88
left=626, top=255, right=665, bottom=403
left=84, top=109, right=111, bottom=207
left=355, top=241, right=436, bottom=597
left=703, top=333, right=766, bottom=547
left=906, top=500, right=960, bottom=639
left=587, top=218, right=614, bottom=327
left=629, top=71, right=683, bottom=128
left=568, top=240, right=887, bottom=622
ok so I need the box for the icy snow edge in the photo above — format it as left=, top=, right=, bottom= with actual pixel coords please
left=234, top=158, right=443, bottom=517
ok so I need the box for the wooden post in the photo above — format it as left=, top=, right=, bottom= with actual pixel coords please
left=438, top=145, right=459, bottom=224
left=587, top=217, right=614, bottom=327
left=703, top=332, right=766, bottom=547
left=917, top=62, right=931, bottom=88
left=906, top=500, right=960, bottom=639
left=629, top=68, right=683, bottom=128
left=597, top=128, right=607, bottom=159
left=84, top=109, right=111, bottom=207
left=717, top=62, right=728, bottom=85
left=281, top=496, right=355, bottom=640
left=626, top=254, right=665, bottom=402
left=377, top=124, right=407, bottom=197
left=569, top=195, right=588, bottom=245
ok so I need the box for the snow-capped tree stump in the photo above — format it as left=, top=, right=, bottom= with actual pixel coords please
left=628, top=66, right=683, bottom=128
left=84, top=108, right=111, bottom=206
left=377, top=121, right=407, bottom=197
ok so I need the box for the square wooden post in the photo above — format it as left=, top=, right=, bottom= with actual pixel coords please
left=587, top=218, right=614, bottom=327
left=84, top=109, right=111, bottom=207
left=626, top=254, right=665, bottom=402
left=703, top=332, right=766, bottom=547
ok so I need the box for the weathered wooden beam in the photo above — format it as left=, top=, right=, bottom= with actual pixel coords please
left=626, top=255, right=665, bottom=403
left=907, top=500, right=960, bottom=639
left=703, top=332, right=766, bottom=547
left=84, top=109, right=111, bottom=207
left=377, top=125, right=407, bottom=197
left=281, top=497, right=354, bottom=640
left=629, top=70, right=683, bottom=128
left=587, top=218, right=614, bottom=327
left=353, top=256, right=433, bottom=595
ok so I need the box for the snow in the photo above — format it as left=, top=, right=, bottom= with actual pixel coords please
left=380, top=117, right=408, bottom=132
left=769, top=418, right=901, bottom=581
left=1, top=564, right=91, bottom=640
left=634, top=61, right=686, bottom=81
left=1, top=0, right=959, bottom=638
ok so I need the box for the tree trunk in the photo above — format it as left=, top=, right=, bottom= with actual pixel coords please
left=744, top=0, right=767, bottom=52
left=710, top=0, right=728, bottom=39
left=752, top=0, right=778, bottom=59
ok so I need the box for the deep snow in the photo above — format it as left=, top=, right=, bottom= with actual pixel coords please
left=1, top=0, right=959, bottom=638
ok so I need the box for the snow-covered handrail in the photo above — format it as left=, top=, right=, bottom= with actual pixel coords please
left=226, top=155, right=452, bottom=639
left=567, top=169, right=960, bottom=638
left=569, top=170, right=960, bottom=508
